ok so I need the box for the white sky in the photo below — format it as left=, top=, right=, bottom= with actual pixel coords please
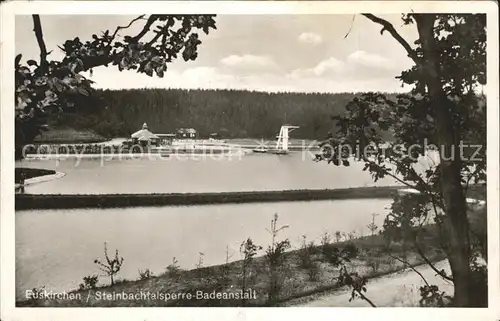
left=15, top=14, right=418, bottom=93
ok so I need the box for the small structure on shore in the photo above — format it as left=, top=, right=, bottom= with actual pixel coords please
left=156, top=133, right=176, bottom=145
left=209, top=133, right=220, bottom=140
left=176, top=128, right=197, bottom=139
left=131, top=123, right=160, bottom=146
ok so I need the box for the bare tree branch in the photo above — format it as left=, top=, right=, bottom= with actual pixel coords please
left=415, top=242, right=454, bottom=282
left=389, top=254, right=430, bottom=286
left=361, top=14, right=419, bottom=63
left=32, top=15, right=48, bottom=69
left=344, top=14, right=356, bottom=39
left=131, top=15, right=160, bottom=43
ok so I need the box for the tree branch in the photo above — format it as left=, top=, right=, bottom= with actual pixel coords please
left=362, top=14, right=419, bottom=63
left=357, top=290, right=377, bottom=307
left=146, top=29, right=164, bottom=48
left=361, top=157, right=422, bottom=191
left=32, top=15, right=48, bottom=69
left=80, top=56, right=114, bottom=72
left=389, top=254, right=430, bottom=286
left=464, top=165, right=483, bottom=196
left=344, top=14, right=356, bottom=39
left=360, top=149, right=446, bottom=211
left=111, top=15, right=146, bottom=41
left=414, top=242, right=454, bottom=282
left=132, top=15, right=160, bottom=43
left=387, top=155, right=446, bottom=210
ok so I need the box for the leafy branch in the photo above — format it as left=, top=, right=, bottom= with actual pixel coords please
left=337, top=266, right=377, bottom=307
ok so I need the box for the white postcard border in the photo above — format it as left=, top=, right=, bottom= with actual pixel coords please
left=1, top=1, right=499, bottom=320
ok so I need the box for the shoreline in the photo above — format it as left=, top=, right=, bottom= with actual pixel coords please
left=21, top=146, right=317, bottom=158
left=16, top=229, right=447, bottom=307
left=15, top=172, right=65, bottom=189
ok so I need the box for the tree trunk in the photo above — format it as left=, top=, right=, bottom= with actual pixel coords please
left=415, top=14, right=472, bottom=307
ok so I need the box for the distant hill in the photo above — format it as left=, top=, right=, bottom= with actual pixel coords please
left=47, top=88, right=400, bottom=141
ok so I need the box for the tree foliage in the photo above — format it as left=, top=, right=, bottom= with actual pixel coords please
left=318, top=13, right=486, bottom=307
left=15, top=14, right=217, bottom=158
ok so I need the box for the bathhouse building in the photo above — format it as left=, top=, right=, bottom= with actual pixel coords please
left=131, top=123, right=160, bottom=146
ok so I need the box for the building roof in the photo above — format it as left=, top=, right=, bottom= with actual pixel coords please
left=138, top=134, right=159, bottom=141
left=131, top=123, right=159, bottom=140
left=177, top=128, right=197, bottom=134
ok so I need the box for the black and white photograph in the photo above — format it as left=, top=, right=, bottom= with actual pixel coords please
left=1, top=0, right=499, bottom=318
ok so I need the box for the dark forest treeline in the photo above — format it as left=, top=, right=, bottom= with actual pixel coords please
left=51, top=88, right=400, bottom=139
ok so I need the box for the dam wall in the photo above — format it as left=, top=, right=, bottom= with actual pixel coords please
left=15, top=186, right=401, bottom=210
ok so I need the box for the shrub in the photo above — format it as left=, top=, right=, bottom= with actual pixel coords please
left=195, top=252, right=205, bottom=278
left=113, top=278, right=131, bottom=285
left=365, top=257, right=381, bottom=273
left=337, top=266, right=376, bottom=307
left=93, top=242, right=124, bottom=286
left=305, top=260, right=320, bottom=282
left=29, top=286, right=46, bottom=300
left=240, top=238, right=262, bottom=306
left=334, top=231, right=343, bottom=243
left=298, top=235, right=317, bottom=269
left=383, top=256, right=396, bottom=268
left=218, top=245, right=233, bottom=286
left=79, top=275, right=99, bottom=290
left=265, top=213, right=291, bottom=305
left=419, top=285, right=452, bottom=307
left=321, top=232, right=332, bottom=246
left=166, top=257, right=181, bottom=278
left=138, top=269, right=154, bottom=280
left=322, top=243, right=358, bottom=266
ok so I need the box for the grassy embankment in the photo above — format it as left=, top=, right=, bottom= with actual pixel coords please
left=17, top=229, right=447, bottom=307
left=17, top=185, right=486, bottom=308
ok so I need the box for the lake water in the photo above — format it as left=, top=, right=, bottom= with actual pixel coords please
left=15, top=152, right=435, bottom=300
left=16, top=199, right=391, bottom=300
left=16, top=152, right=402, bottom=194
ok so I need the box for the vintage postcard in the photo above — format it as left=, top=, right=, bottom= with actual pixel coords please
left=1, top=1, right=499, bottom=320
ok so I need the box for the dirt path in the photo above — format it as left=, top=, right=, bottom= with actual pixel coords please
left=290, top=260, right=453, bottom=307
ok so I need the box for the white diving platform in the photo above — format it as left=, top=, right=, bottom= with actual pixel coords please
left=273, top=125, right=299, bottom=155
